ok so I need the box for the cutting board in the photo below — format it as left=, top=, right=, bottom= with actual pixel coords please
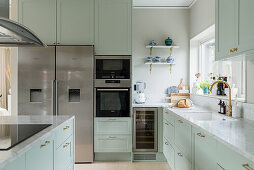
left=165, top=93, right=190, bottom=103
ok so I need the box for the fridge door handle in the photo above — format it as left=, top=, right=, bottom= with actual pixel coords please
left=52, top=80, right=58, bottom=116
left=55, top=80, right=58, bottom=116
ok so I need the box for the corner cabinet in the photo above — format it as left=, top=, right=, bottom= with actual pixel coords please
left=18, top=0, right=57, bottom=45
left=19, top=0, right=94, bottom=45
left=95, top=0, right=132, bottom=55
left=216, top=0, right=254, bottom=60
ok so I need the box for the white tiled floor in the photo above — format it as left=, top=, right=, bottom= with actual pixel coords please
left=75, top=162, right=171, bottom=170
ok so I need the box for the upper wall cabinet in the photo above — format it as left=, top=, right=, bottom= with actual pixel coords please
left=95, top=0, right=132, bottom=55
left=216, top=0, right=254, bottom=60
left=57, top=0, right=94, bottom=45
left=19, top=0, right=94, bottom=45
left=19, top=0, right=57, bottom=45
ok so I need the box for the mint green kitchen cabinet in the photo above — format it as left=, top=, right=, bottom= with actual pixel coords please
left=217, top=142, right=254, bottom=170
left=56, top=0, right=94, bottom=45
left=216, top=0, right=254, bottom=60
left=94, top=134, right=132, bottom=152
left=55, top=120, right=73, bottom=148
left=55, top=136, right=74, bottom=170
left=2, top=155, right=26, bottom=170
left=193, top=128, right=217, bottom=170
left=163, top=137, right=175, bottom=169
left=95, top=0, right=132, bottom=55
left=26, top=136, right=54, bottom=170
left=163, top=108, right=175, bottom=126
left=19, top=0, right=57, bottom=45
left=215, top=0, right=238, bottom=60
left=174, top=116, right=191, bottom=159
left=174, top=145, right=191, bottom=170
left=237, top=0, right=254, bottom=53
left=163, top=119, right=174, bottom=144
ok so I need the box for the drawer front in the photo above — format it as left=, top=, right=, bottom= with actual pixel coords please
left=26, top=136, right=54, bottom=170
left=55, top=136, right=73, bottom=170
left=56, top=120, right=73, bottom=148
left=163, top=109, right=175, bottom=126
left=94, top=118, right=131, bottom=135
left=217, top=142, right=254, bottom=170
left=163, top=119, right=174, bottom=144
left=94, top=134, right=131, bottom=152
left=163, top=137, right=174, bottom=169
left=174, top=116, right=191, bottom=159
left=175, top=145, right=191, bottom=170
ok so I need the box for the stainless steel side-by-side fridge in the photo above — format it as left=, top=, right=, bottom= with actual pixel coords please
left=18, top=46, right=94, bottom=163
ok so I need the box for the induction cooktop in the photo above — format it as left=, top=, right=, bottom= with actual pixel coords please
left=0, top=124, right=51, bottom=150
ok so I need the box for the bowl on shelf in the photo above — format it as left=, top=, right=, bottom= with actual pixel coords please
left=149, top=40, right=158, bottom=46
left=166, top=56, right=174, bottom=63
left=146, top=56, right=153, bottom=63
left=154, top=56, right=161, bottom=62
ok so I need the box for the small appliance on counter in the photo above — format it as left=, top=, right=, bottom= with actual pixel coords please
left=134, top=81, right=146, bottom=104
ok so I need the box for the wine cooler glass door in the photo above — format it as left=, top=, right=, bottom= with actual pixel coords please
left=133, top=108, right=158, bottom=152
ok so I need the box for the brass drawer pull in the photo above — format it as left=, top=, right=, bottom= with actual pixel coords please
left=165, top=112, right=169, bottom=114
left=41, top=141, right=50, bottom=148
left=197, top=133, right=205, bottom=138
left=178, top=120, right=183, bottom=123
left=243, top=164, right=254, bottom=170
left=177, top=153, right=183, bottom=157
left=108, top=118, right=116, bottom=120
left=109, top=136, right=117, bottom=139
left=63, top=126, right=70, bottom=130
left=165, top=122, right=169, bottom=125
left=63, top=142, right=70, bottom=148
left=165, top=142, right=169, bottom=145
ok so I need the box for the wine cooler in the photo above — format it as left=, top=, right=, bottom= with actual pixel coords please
left=133, top=108, right=158, bottom=152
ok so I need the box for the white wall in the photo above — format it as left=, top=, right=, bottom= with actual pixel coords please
left=132, top=9, right=189, bottom=103
left=189, top=0, right=215, bottom=38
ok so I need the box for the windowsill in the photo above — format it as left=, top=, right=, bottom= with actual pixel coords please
left=190, top=93, right=246, bottom=103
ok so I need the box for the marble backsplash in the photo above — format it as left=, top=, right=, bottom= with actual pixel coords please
left=190, top=94, right=254, bottom=121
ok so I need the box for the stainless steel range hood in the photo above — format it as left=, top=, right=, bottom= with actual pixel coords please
left=0, top=18, right=46, bottom=47
left=0, top=0, right=46, bottom=47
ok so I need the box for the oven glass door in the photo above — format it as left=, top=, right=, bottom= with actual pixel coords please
left=96, top=88, right=130, bottom=117
left=96, top=59, right=130, bottom=79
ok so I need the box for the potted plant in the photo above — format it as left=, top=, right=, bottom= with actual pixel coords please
left=199, top=80, right=211, bottom=94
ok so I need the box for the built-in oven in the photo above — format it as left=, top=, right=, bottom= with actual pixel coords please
left=95, top=56, right=131, bottom=79
left=94, top=88, right=130, bottom=117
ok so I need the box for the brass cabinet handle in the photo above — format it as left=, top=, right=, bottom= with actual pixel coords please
left=243, top=164, right=254, bottom=170
left=108, top=118, right=116, bottom=120
left=165, top=122, right=169, bottom=125
left=165, top=112, right=169, bottom=114
left=63, top=126, right=70, bottom=130
left=53, top=42, right=56, bottom=45
left=229, top=48, right=238, bottom=53
left=108, top=136, right=117, bottom=139
left=165, top=142, right=169, bottom=145
left=63, top=142, right=70, bottom=148
left=57, top=42, right=60, bottom=45
left=177, top=153, right=183, bottom=157
left=197, top=133, right=205, bottom=138
left=41, top=141, right=50, bottom=148
left=229, top=48, right=234, bottom=53
left=178, top=120, right=183, bottom=123
left=234, top=48, right=238, bottom=52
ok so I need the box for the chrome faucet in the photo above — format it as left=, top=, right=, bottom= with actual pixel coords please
left=210, top=80, right=232, bottom=117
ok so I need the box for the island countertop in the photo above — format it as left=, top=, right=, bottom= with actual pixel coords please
left=0, top=115, right=74, bottom=169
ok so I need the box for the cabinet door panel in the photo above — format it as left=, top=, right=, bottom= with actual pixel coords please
left=95, top=0, right=132, bottom=55
left=238, top=0, right=254, bottom=53
left=194, top=128, right=217, bottom=170
left=2, top=155, right=25, bottom=170
left=175, top=146, right=191, bottom=170
left=19, top=0, right=56, bottom=45
left=163, top=119, right=174, bottom=144
left=26, top=137, right=54, bottom=170
left=57, top=0, right=94, bottom=45
left=216, top=0, right=238, bottom=60
left=163, top=137, right=174, bottom=169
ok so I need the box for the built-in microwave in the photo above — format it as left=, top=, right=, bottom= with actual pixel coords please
left=94, top=56, right=131, bottom=79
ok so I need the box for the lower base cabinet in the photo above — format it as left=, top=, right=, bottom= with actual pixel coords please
left=174, top=145, right=191, bottom=170
left=193, top=128, right=217, bottom=170
left=2, top=155, right=26, bottom=170
left=26, top=136, right=54, bottom=170
left=163, top=137, right=174, bottom=168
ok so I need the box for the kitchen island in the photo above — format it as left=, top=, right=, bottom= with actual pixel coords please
left=0, top=115, right=75, bottom=170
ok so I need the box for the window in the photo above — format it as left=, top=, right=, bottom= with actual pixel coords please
left=199, top=38, right=246, bottom=99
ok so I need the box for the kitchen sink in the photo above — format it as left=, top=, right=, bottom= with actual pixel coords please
left=184, top=112, right=237, bottom=121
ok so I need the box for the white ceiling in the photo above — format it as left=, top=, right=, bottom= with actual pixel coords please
left=133, top=0, right=196, bottom=7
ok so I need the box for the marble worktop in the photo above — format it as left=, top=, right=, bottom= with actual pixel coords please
left=165, top=106, right=254, bottom=163
left=132, top=102, right=174, bottom=108
left=0, top=115, right=74, bottom=169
